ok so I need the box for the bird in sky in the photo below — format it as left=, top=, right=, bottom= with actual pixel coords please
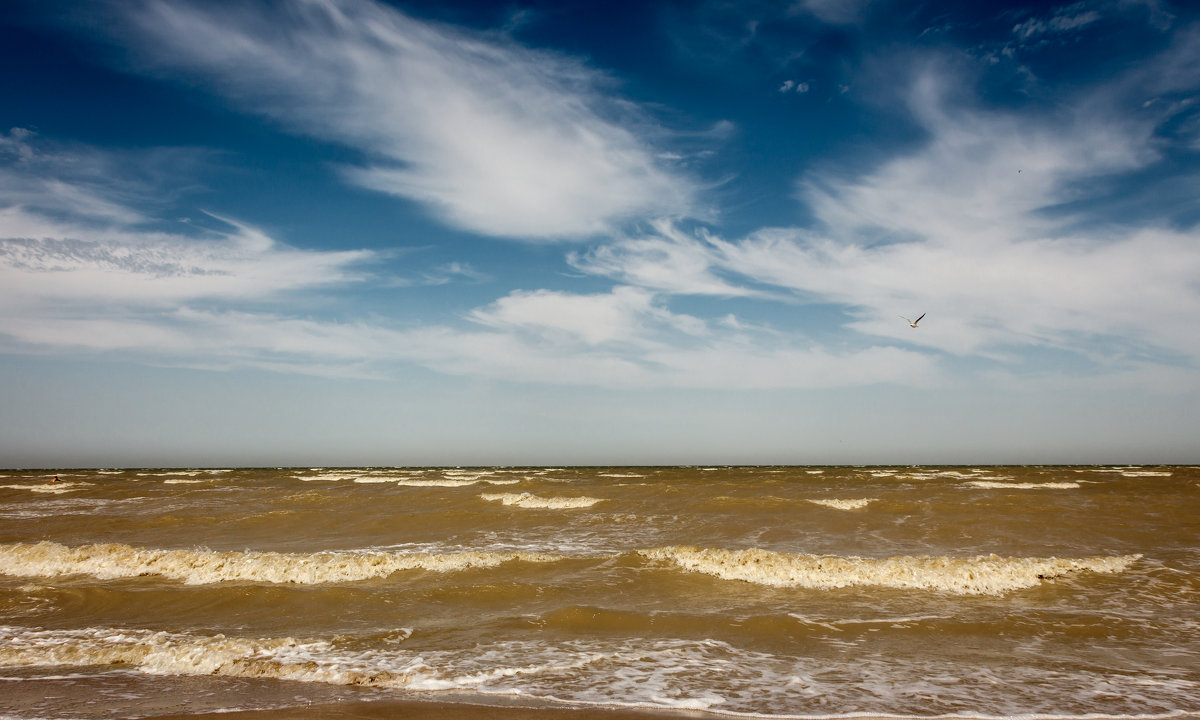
left=900, top=312, right=925, bottom=328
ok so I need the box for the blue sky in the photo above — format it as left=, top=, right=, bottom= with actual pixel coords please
left=2, top=0, right=1198, bottom=467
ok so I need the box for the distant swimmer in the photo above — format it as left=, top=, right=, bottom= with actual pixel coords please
left=900, top=313, right=925, bottom=328
left=51, top=475, right=60, bottom=483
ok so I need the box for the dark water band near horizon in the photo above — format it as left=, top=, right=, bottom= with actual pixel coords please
left=1, top=465, right=1198, bottom=720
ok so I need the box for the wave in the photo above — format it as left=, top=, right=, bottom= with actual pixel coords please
left=965, top=481, right=1081, bottom=489
left=0, top=482, right=85, bottom=494
left=0, top=625, right=422, bottom=688
left=5, top=625, right=1195, bottom=719
left=807, top=498, right=875, bottom=510
left=480, top=492, right=604, bottom=509
left=297, top=470, right=521, bottom=487
left=0, top=540, right=1143, bottom=596
left=638, top=546, right=1142, bottom=595
left=0, top=542, right=566, bottom=585
left=399, top=478, right=520, bottom=487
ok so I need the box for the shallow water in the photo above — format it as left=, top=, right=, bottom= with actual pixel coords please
left=2, top=465, right=1198, bottom=718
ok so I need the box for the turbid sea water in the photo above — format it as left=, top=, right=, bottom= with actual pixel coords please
left=1, top=466, right=1197, bottom=719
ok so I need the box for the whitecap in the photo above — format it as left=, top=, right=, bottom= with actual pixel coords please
left=0, top=483, right=85, bottom=494
left=807, top=498, right=876, bottom=510
left=0, top=541, right=566, bottom=585
left=966, top=481, right=1081, bottom=489
left=480, top=493, right=604, bottom=509
left=639, top=546, right=1141, bottom=595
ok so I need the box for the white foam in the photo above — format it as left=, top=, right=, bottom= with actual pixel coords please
left=480, top=493, right=604, bottom=509
left=965, top=481, right=1081, bottom=489
left=396, top=478, right=487, bottom=487
left=0, top=542, right=566, bottom=585
left=0, top=626, right=425, bottom=688
left=1122, top=471, right=1173, bottom=477
left=163, top=479, right=207, bottom=485
left=639, top=546, right=1142, bottom=595
left=807, top=498, right=876, bottom=510
left=297, top=471, right=361, bottom=482
left=0, top=482, right=84, bottom=494
left=3, top=625, right=1196, bottom=718
left=788, top=613, right=953, bottom=630
left=443, top=470, right=499, bottom=480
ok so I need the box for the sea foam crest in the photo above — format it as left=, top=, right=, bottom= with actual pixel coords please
left=807, top=498, right=875, bottom=510
left=0, top=626, right=424, bottom=687
left=638, top=546, right=1141, bottom=595
left=0, top=483, right=84, bottom=494
left=397, top=478, right=521, bottom=487
left=966, top=481, right=1081, bottom=489
left=480, top=492, right=604, bottom=509
left=0, top=542, right=565, bottom=585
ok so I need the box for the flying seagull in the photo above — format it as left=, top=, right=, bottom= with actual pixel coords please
left=900, top=312, right=925, bottom=328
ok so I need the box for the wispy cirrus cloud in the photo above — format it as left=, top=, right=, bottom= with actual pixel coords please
left=568, top=219, right=764, bottom=298
left=469, top=286, right=708, bottom=346
left=1, top=126, right=932, bottom=389
left=1, top=128, right=376, bottom=362
left=568, top=49, right=1200, bottom=379
left=1011, top=5, right=1101, bottom=42
left=91, top=0, right=698, bottom=240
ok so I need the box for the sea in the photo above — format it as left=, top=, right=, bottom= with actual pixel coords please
left=1, top=465, right=1197, bottom=720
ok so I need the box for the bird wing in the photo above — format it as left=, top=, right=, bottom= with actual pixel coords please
left=914, top=313, right=926, bottom=325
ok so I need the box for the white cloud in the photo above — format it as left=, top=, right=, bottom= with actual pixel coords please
left=396, top=306, right=938, bottom=390
left=565, top=58, right=1200, bottom=377
left=1013, top=7, right=1101, bottom=41
left=469, top=286, right=711, bottom=346
left=1, top=132, right=377, bottom=362
left=568, top=219, right=764, bottom=298
left=0, top=206, right=373, bottom=313
left=105, top=0, right=697, bottom=240
left=758, top=65, right=1200, bottom=363
left=472, top=286, right=662, bottom=346
left=1, top=128, right=934, bottom=391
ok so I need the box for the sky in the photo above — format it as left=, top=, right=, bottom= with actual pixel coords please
left=2, top=0, right=1198, bottom=467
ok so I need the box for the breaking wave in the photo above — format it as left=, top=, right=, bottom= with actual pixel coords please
left=0, top=482, right=85, bottom=494
left=638, top=546, right=1141, bottom=595
left=0, top=625, right=422, bottom=687
left=965, top=481, right=1081, bottom=489
left=398, top=478, right=520, bottom=487
left=807, top=498, right=876, bottom=510
left=0, top=542, right=565, bottom=585
left=479, top=493, right=604, bottom=509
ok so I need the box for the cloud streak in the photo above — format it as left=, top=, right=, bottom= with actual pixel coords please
left=99, top=0, right=698, bottom=240
left=1, top=126, right=931, bottom=390
left=568, top=52, right=1200, bottom=377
